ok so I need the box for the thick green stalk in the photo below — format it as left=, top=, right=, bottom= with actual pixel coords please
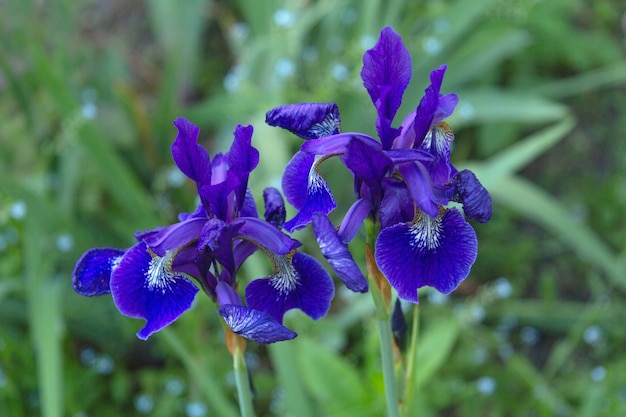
left=233, top=346, right=256, bottom=417
left=377, top=316, right=401, bottom=417
left=365, top=219, right=400, bottom=417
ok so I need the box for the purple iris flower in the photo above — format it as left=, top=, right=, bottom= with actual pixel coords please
left=72, top=118, right=334, bottom=343
left=266, top=27, right=492, bottom=302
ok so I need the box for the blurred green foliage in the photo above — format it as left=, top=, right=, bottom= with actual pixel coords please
left=1, top=0, right=625, bottom=416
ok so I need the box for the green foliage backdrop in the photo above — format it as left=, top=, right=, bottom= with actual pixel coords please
left=1, top=0, right=625, bottom=416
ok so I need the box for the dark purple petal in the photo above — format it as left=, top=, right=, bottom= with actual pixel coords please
left=136, top=217, right=207, bottom=257
left=171, top=117, right=212, bottom=186
left=282, top=151, right=314, bottom=209
left=263, top=187, right=286, bottom=229
left=266, top=103, right=341, bottom=140
left=375, top=208, right=478, bottom=303
left=218, top=304, right=297, bottom=343
left=312, top=213, right=368, bottom=293
left=413, top=65, right=449, bottom=148
left=283, top=156, right=336, bottom=232
left=449, top=170, right=492, bottom=223
left=399, top=161, right=449, bottom=218
left=110, top=242, right=199, bottom=340
left=198, top=219, right=243, bottom=283
left=178, top=203, right=207, bottom=221
left=337, top=198, right=372, bottom=243
left=216, top=281, right=242, bottom=306
left=240, top=188, right=259, bottom=218
left=361, top=27, right=412, bottom=149
left=379, top=177, right=414, bottom=229
left=300, top=132, right=379, bottom=155
left=198, top=172, right=240, bottom=221
left=343, top=137, right=392, bottom=203
left=245, top=252, right=335, bottom=322
left=233, top=217, right=301, bottom=255
left=227, top=124, right=259, bottom=211
left=72, top=248, right=125, bottom=296
left=433, top=93, right=458, bottom=125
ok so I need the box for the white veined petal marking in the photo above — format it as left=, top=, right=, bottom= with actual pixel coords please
left=422, top=122, right=454, bottom=155
left=145, top=249, right=178, bottom=294
left=308, top=113, right=340, bottom=138
left=409, top=213, right=443, bottom=251
left=269, top=253, right=300, bottom=295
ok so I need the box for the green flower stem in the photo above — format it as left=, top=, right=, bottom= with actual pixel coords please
left=365, top=219, right=401, bottom=417
left=402, top=304, right=420, bottom=416
left=377, top=315, right=401, bottom=417
left=233, top=346, right=256, bottom=417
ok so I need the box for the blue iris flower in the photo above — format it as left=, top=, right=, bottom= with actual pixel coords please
left=72, top=118, right=334, bottom=343
left=265, top=27, right=492, bottom=303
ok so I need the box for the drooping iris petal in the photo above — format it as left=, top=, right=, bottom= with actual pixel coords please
left=375, top=208, right=478, bottom=303
left=312, top=213, right=368, bottom=293
left=245, top=252, right=334, bottom=323
left=413, top=65, right=449, bottom=148
left=110, top=242, right=199, bottom=340
left=263, top=187, right=286, bottom=229
left=283, top=155, right=336, bottom=232
left=265, top=103, right=341, bottom=140
left=136, top=217, right=207, bottom=257
left=171, top=117, right=212, bottom=186
left=218, top=304, right=297, bottom=343
left=449, top=170, right=492, bottom=223
left=361, top=26, right=412, bottom=149
left=379, top=177, right=414, bottom=229
left=72, top=248, right=125, bottom=296
left=282, top=151, right=314, bottom=209
left=337, top=198, right=372, bottom=242
left=233, top=217, right=301, bottom=255
left=227, top=124, right=259, bottom=212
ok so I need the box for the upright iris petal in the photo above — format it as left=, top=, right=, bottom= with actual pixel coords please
left=72, top=248, right=125, bottom=296
left=266, top=103, right=341, bottom=140
left=110, top=242, right=199, bottom=340
left=245, top=252, right=334, bottom=323
left=227, top=124, right=259, bottom=212
left=171, top=117, right=212, bottom=186
left=361, top=26, right=412, bottom=149
left=375, top=209, right=477, bottom=302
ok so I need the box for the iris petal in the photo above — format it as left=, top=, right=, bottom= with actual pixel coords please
left=413, top=65, right=452, bottom=148
left=282, top=151, right=314, bottom=209
left=218, top=305, right=297, bottom=343
left=110, top=242, right=199, bottom=340
left=263, top=187, right=286, bottom=229
left=283, top=157, right=336, bottom=232
left=72, top=248, right=125, bottom=296
left=265, top=103, right=341, bottom=140
left=312, top=213, right=368, bottom=293
left=227, top=124, right=259, bottom=212
left=375, top=208, right=477, bottom=302
left=450, top=170, right=493, bottom=223
left=171, top=117, right=212, bottom=186
left=245, top=252, right=334, bottom=322
left=361, top=26, right=412, bottom=149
